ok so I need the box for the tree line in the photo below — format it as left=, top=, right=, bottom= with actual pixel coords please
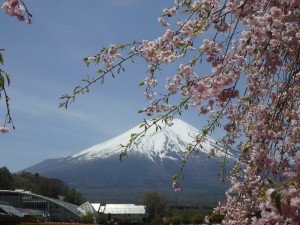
left=0, top=166, right=85, bottom=205
left=142, top=191, right=223, bottom=225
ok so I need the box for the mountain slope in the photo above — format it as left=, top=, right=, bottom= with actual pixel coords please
left=67, top=118, right=232, bottom=162
left=24, top=119, right=233, bottom=204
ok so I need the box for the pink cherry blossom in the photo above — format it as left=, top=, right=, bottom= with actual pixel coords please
left=2, top=0, right=32, bottom=23
left=0, top=126, right=9, bottom=134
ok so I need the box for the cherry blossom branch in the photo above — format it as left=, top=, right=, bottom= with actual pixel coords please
left=0, top=60, right=13, bottom=133
left=59, top=49, right=139, bottom=109
left=2, top=0, right=33, bottom=23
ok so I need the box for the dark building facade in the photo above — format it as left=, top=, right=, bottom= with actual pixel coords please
left=0, top=190, right=91, bottom=222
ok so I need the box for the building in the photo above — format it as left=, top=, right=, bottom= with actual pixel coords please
left=0, top=201, right=24, bottom=218
left=0, top=190, right=95, bottom=222
left=92, top=203, right=146, bottom=223
left=0, top=201, right=25, bottom=224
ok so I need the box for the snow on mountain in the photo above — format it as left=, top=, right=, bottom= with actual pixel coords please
left=69, top=119, right=230, bottom=162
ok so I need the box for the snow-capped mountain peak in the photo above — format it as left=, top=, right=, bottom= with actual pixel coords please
left=69, top=119, right=229, bottom=162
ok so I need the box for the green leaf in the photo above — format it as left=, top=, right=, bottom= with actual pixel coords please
left=0, top=53, right=3, bottom=65
left=274, top=193, right=282, bottom=214
left=190, top=59, right=196, bottom=66
left=267, top=178, right=274, bottom=185
left=73, top=86, right=81, bottom=94
left=96, top=69, right=104, bottom=74
left=270, top=190, right=282, bottom=214
left=0, top=76, right=4, bottom=88
left=270, top=190, right=277, bottom=200
left=5, top=73, right=10, bottom=83
left=261, top=193, right=267, bottom=202
left=138, top=81, right=145, bottom=86
left=177, top=42, right=186, bottom=47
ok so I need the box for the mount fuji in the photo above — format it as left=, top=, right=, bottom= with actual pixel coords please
left=24, top=119, right=234, bottom=204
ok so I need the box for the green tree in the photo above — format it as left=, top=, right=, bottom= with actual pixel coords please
left=0, top=166, right=14, bottom=189
left=167, top=214, right=190, bottom=225
left=80, top=213, right=95, bottom=224
left=150, top=216, right=163, bottom=225
left=191, top=214, right=204, bottom=224
left=65, top=188, right=85, bottom=205
left=12, top=171, right=85, bottom=205
left=97, top=213, right=108, bottom=224
left=209, top=213, right=224, bottom=224
left=142, top=191, right=167, bottom=220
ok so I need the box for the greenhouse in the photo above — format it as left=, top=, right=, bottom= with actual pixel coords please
left=0, top=190, right=95, bottom=222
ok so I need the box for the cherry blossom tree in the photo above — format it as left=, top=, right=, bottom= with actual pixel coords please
left=3, top=0, right=300, bottom=224
left=60, top=1, right=300, bottom=224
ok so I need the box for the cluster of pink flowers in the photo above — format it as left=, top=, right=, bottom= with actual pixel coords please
left=107, top=45, right=122, bottom=60
left=139, top=29, right=184, bottom=63
left=0, top=126, right=9, bottom=134
left=172, top=179, right=182, bottom=192
left=2, top=0, right=25, bottom=22
left=251, top=158, right=300, bottom=224
left=144, top=102, right=171, bottom=117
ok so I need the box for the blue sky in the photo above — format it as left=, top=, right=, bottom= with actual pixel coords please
left=0, top=0, right=224, bottom=172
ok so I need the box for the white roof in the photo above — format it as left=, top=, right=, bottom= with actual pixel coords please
left=91, top=203, right=101, bottom=212
left=103, top=204, right=145, bottom=215
left=99, top=206, right=105, bottom=213
left=77, top=202, right=95, bottom=215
